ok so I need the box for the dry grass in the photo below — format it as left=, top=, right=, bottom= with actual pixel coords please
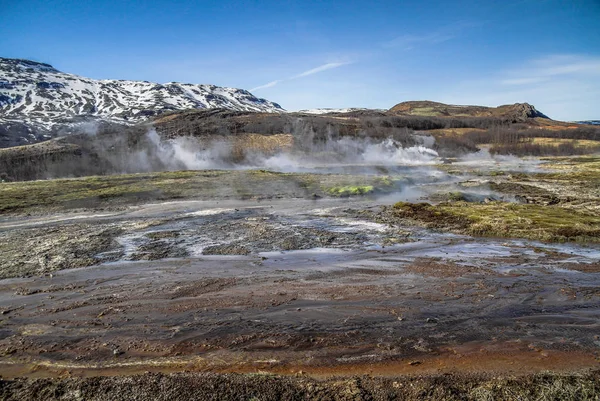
left=230, top=133, right=294, bottom=161
left=427, top=128, right=486, bottom=137
left=531, top=137, right=600, bottom=147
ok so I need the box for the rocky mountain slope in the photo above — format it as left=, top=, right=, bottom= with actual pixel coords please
left=0, top=57, right=284, bottom=147
left=389, top=100, right=550, bottom=122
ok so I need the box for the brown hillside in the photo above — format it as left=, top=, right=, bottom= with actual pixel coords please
left=389, top=101, right=550, bottom=122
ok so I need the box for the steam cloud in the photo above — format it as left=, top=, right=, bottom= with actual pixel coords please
left=19, top=121, right=442, bottom=181
left=129, top=130, right=440, bottom=173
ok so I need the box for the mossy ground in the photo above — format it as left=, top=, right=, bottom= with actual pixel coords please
left=325, top=185, right=375, bottom=197
left=538, top=156, right=600, bottom=187
left=391, top=201, right=600, bottom=242
left=0, top=170, right=396, bottom=214
left=386, top=155, right=600, bottom=242
left=323, top=175, right=399, bottom=197
left=0, top=170, right=221, bottom=213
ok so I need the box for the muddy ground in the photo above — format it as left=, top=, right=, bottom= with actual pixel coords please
left=1, top=156, right=599, bottom=398
left=2, top=371, right=600, bottom=400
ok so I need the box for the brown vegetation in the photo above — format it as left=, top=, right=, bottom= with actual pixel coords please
left=1, top=371, right=599, bottom=401
left=450, top=125, right=600, bottom=156
left=2, top=106, right=599, bottom=181
left=389, top=100, right=550, bottom=121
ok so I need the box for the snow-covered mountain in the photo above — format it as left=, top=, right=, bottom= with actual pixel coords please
left=0, top=57, right=284, bottom=146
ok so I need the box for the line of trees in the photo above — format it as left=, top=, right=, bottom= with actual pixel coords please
left=461, top=126, right=600, bottom=156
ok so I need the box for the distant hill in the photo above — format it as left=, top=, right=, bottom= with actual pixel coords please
left=389, top=100, right=550, bottom=122
left=0, top=57, right=284, bottom=147
left=576, top=120, right=600, bottom=126
left=2, top=102, right=600, bottom=181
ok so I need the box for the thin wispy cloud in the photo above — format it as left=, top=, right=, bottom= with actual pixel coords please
left=292, top=62, right=349, bottom=78
left=251, top=61, right=352, bottom=92
left=250, top=80, right=282, bottom=91
left=383, top=21, right=482, bottom=50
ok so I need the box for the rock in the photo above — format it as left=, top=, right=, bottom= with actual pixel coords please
left=202, top=244, right=251, bottom=256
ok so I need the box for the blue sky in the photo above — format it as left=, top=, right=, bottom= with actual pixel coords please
left=1, top=0, right=599, bottom=120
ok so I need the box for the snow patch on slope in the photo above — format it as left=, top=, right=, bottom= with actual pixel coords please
left=0, top=57, right=285, bottom=137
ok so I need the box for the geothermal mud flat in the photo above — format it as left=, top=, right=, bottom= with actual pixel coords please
left=0, top=156, right=599, bottom=399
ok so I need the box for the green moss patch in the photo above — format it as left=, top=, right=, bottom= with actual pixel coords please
left=0, top=170, right=401, bottom=214
left=325, top=185, right=375, bottom=197
left=0, top=170, right=226, bottom=213
left=390, top=201, right=600, bottom=242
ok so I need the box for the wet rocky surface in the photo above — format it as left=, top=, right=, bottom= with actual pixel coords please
left=0, top=158, right=599, bottom=400
left=0, top=197, right=599, bottom=381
